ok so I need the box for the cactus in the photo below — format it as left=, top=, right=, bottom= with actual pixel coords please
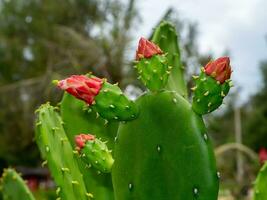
left=27, top=20, right=233, bottom=200
left=75, top=134, right=114, bottom=173
left=60, top=93, right=116, bottom=200
left=0, top=168, right=35, bottom=200
left=111, top=23, right=231, bottom=200
left=135, top=37, right=169, bottom=91
left=56, top=75, right=138, bottom=121
left=35, top=103, right=91, bottom=200
left=192, top=57, right=232, bottom=115
left=254, top=162, right=267, bottom=200
left=151, top=21, right=187, bottom=97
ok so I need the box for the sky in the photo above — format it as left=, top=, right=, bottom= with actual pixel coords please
left=133, top=0, right=267, bottom=102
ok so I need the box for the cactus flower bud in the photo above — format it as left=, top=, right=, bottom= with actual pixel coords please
left=136, top=37, right=163, bottom=60
left=204, top=57, right=232, bottom=84
left=75, top=134, right=95, bottom=150
left=56, top=74, right=138, bottom=121
left=75, top=134, right=114, bottom=173
left=192, top=57, right=233, bottom=115
left=135, top=38, right=170, bottom=91
left=259, top=148, right=267, bottom=165
left=57, top=75, right=102, bottom=105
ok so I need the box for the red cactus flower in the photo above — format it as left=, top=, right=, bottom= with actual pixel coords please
left=75, top=134, right=95, bottom=150
left=204, top=56, right=232, bottom=84
left=259, top=148, right=267, bottom=165
left=57, top=75, right=102, bottom=105
left=136, top=37, right=163, bottom=60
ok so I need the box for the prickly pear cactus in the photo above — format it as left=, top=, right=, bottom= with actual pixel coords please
left=0, top=168, right=35, bottom=200
left=111, top=22, right=232, bottom=200
left=60, top=93, right=116, bottom=200
left=36, top=20, right=233, bottom=200
left=75, top=134, right=114, bottom=173
left=35, top=103, right=91, bottom=200
left=254, top=162, right=267, bottom=200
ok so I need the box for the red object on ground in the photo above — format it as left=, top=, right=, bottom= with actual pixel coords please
left=204, top=56, right=232, bottom=84
left=57, top=75, right=102, bottom=105
left=136, top=37, right=163, bottom=60
left=26, top=177, right=38, bottom=191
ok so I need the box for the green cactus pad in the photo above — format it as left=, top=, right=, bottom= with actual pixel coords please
left=254, top=162, right=267, bottom=200
left=1, top=168, right=35, bottom=200
left=80, top=137, right=114, bottom=173
left=192, top=70, right=231, bottom=115
left=112, top=91, right=219, bottom=200
left=152, top=21, right=188, bottom=98
left=61, top=93, right=116, bottom=200
left=135, top=54, right=169, bottom=91
left=35, top=103, right=90, bottom=200
left=93, top=81, right=139, bottom=121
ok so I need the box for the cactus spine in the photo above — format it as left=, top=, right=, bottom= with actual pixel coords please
left=0, top=168, right=35, bottom=200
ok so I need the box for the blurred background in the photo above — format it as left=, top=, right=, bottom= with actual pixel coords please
left=0, top=0, right=266, bottom=199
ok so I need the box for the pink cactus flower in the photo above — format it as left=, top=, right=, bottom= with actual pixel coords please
left=75, top=134, right=95, bottom=150
left=204, top=57, right=232, bottom=84
left=136, top=37, right=163, bottom=60
left=57, top=75, right=102, bottom=105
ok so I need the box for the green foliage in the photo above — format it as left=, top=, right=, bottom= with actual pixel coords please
left=0, top=168, right=35, bottom=200
left=244, top=61, right=267, bottom=150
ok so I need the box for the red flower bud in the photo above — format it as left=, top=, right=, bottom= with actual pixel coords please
left=204, top=57, right=232, bottom=84
left=136, top=37, right=163, bottom=60
left=75, top=134, right=95, bottom=149
left=259, top=148, right=267, bottom=165
left=57, top=75, right=102, bottom=105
